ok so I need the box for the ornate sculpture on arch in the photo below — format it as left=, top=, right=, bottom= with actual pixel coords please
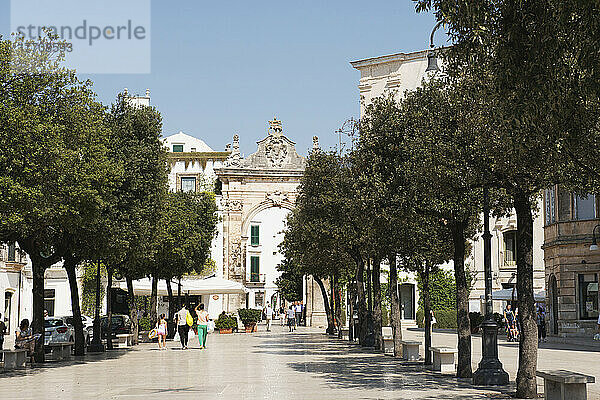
left=265, top=136, right=288, bottom=168
left=265, top=190, right=289, bottom=206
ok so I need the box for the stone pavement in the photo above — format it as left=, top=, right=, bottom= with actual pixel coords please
left=1, top=324, right=598, bottom=399
left=0, top=324, right=513, bottom=400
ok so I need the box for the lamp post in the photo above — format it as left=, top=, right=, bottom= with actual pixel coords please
left=425, top=21, right=443, bottom=73
left=589, top=224, right=600, bottom=251
left=473, top=186, right=509, bottom=385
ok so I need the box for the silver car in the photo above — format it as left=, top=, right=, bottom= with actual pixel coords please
left=44, top=317, right=74, bottom=347
left=65, top=316, right=92, bottom=345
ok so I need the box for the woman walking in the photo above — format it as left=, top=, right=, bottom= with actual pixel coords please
left=156, top=314, right=168, bottom=350
left=195, top=304, right=209, bottom=349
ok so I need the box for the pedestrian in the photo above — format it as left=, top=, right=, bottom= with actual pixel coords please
left=195, top=303, right=209, bottom=349
left=294, top=301, right=302, bottom=329
left=156, top=313, right=167, bottom=350
left=286, top=305, right=296, bottom=332
left=279, top=306, right=285, bottom=326
left=175, top=305, right=190, bottom=349
left=0, top=313, right=5, bottom=361
left=536, top=306, right=546, bottom=343
left=15, top=319, right=38, bottom=365
left=263, top=302, right=273, bottom=332
left=504, top=304, right=516, bottom=341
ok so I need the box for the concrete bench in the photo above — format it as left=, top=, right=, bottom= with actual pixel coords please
left=115, top=334, right=133, bottom=348
left=430, top=347, right=457, bottom=373
left=400, top=340, right=420, bottom=361
left=537, top=370, right=595, bottom=400
left=1, top=349, right=28, bottom=369
left=47, top=342, right=73, bottom=361
left=381, top=327, right=394, bottom=355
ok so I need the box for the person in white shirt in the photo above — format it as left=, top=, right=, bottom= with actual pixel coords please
left=286, top=305, right=296, bottom=332
left=264, top=302, right=273, bottom=332
left=175, top=305, right=189, bottom=349
left=294, top=302, right=302, bottom=328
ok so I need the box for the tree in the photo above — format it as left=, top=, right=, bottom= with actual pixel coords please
left=151, top=191, right=218, bottom=322
left=0, top=33, right=113, bottom=360
left=275, top=258, right=304, bottom=302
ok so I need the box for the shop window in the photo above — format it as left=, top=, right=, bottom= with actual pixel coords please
left=44, top=289, right=55, bottom=317
left=578, top=274, right=598, bottom=320
left=574, top=194, right=596, bottom=220
left=181, top=177, right=196, bottom=193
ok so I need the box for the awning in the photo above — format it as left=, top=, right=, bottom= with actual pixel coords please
left=118, top=276, right=247, bottom=296
left=479, top=288, right=546, bottom=302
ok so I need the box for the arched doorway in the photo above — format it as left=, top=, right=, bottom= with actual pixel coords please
left=548, top=274, right=559, bottom=335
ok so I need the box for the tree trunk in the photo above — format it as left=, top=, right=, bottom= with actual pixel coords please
left=372, top=258, right=383, bottom=351
left=106, top=267, right=113, bottom=350
left=335, top=277, right=343, bottom=338
left=126, top=276, right=139, bottom=345
left=388, top=253, right=402, bottom=357
left=177, top=276, right=182, bottom=308
left=89, top=260, right=104, bottom=351
left=64, top=255, right=85, bottom=356
left=450, top=222, right=473, bottom=378
left=314, top=276, right=335, bottom=334
left=166, top=278, right=175, bottom=338
left=355, top=256, right=368, bottom=346
left=348, top=282, right=355, bottom=342
left=514, top=191, right=538, bottom=398
left=422, top=262, right=432, bottom=366
left=150, top=275, right=158, bottom=323
left=331, top=274, right=336, bottom=333
left=31, top=255, right=47, bottom=363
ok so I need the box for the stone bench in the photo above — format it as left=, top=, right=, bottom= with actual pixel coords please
left=47, top=342, right=73, bottom=361
left=340, top=328, right=349, bottom=340
left=430, top=347, right=457, bottom=373
left=381, top=327, right=394, bottom=355
left=115, top=334, right=133, bottom=348
left=400, top=340, right=420, bottom=361
left=537, top=370, right=595, bottom=400
left=1, top=349, right=28, bottom=369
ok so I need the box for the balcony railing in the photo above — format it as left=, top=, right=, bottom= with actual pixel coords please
left=246, top=273, right=266, bottom=283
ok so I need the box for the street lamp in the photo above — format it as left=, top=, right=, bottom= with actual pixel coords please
left=589, top=224, right=600, bottom=251
left=425, top=21, right=443, bottom=73
left=473, top=186, right=509, bottom=385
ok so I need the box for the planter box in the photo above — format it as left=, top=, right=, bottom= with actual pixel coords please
left=218, top=328, right=233, bottom=334
left=244, top=323, right=257, bottom=333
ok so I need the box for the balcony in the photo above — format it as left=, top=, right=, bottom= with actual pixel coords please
left=246, top=273, right=266, bottom=284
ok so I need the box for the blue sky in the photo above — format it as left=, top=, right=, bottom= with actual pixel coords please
left=1, top=0, right=443, bottom=156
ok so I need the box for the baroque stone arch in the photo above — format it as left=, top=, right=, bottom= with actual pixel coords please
left=242, top=200, right=295, bottom=235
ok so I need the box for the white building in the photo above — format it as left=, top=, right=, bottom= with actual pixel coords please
left=351, top=50, right=545, bottom=313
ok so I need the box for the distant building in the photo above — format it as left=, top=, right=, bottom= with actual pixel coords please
left=543, top=186, right=599, bottom=337
left=351, top=50, right=546, bottom=315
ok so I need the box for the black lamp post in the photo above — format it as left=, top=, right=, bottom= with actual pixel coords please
left=425, top=21, right=443, bottom=73
left=473, top=187, right=509, bottom=385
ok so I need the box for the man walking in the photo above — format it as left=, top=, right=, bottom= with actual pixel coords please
left=264, top=302, right=273, bottom=332
left=175, top=304, right=190, bottom=349
left=294, top=301, right=302, bottom=328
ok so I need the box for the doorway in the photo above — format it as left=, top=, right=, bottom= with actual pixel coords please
left=4, top=291, right=12, bottom=332
left=399, top=284, right=415, bottom=320
left=549, top=274, right=559, bottom=335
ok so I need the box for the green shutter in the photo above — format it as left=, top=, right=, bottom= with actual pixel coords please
left=250, top=256, right=260, bottom=282
left=251, top=225, right=259, bottom=246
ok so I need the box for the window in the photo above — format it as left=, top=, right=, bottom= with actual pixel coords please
left=4, top=291, right=12, bottom=331
left=574, top=194, right=596, bottom=220
left=7, top=242, right=15, bottom=262
left=181, top=177, right=196, bottom=193
left=254, top=291, right=264, bottom=307
left=578, top=274, right=598, bottom=320
left=190, top=147, right=196, bottom=152
left=250, top=225, right=260, bottom=246
left=172, top=144, right=184, bottom=152
left=545, top=188, right=556, bottom=225
left=503, top=231, right=517, bottom=265
left=44, top=289, right=55, bottom=317
left=250, top=256, right=260, bottom=282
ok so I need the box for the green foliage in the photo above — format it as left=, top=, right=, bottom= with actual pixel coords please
left=81, top=261, right=106, bottom=316
left=214, top=314, right=237, bottom=330
left=416, top=269, right=456, bottom=311
left=237, top=308, right=262, bottom=325
left=416, top=309, right=457, bottom=330
left=275, top=258, right=303, bottom=302
left=138, top=317, right=152, bottom=331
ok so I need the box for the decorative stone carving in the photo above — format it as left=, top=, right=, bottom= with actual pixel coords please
left=313, top=136, right=319, bottom=151
left=268, top=117, right=283, bottom=136
left=265, top=136, right=288, bottom=168
left=225, top=134, right=243, bottom=167
left=229, top=242, right=242, bottom=270
left=265, top=190, right=289, bottom=206
left=221, top=198, right=243, bottom=211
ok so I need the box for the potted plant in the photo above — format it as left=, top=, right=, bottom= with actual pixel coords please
left=238, top=308, right=261, bottom=333
left=215, top=314, right=237, bottom=334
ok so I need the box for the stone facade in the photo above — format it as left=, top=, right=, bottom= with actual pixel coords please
left=543, top=186, right=599, bottom=337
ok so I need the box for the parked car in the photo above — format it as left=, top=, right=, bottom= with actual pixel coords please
left=64, top=315, right=92, bottom=345
left=100, top=314, right=132, bottom=339
left=44, top=317, right=75, bottom=350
